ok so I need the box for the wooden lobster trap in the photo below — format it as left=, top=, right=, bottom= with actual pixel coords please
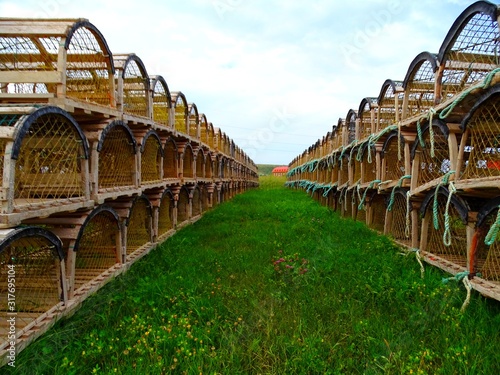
left=365, top=191, right=388, bottom=233
left=379, top=131, right=408, bottom=192
left=419, top=187, right=469, bottom=272
left=377, top=80, right=403, bottom=131
left=435, top=2, right=500, bottom=104
left=114, top=54, right=150, bottom=120
left=139, top=130, right=163, bottom=186
left=357, top=97, right=377, bottom=141
left=455, top=85, right=500, bottom=195
left=94, top=120, right=139, bottom=202
left=0, top=18, right=116, bottom=112
left=402, top=52, right=438, bottom=120
left=385, top=188, right=413, bottom=248
left=188, top=103, right=200, bottom=140
left=172, top=92, right=188, bottom=135
left=150, top=75, right=171, bottom=128
left=0, top=106, right=92, bottom=226
left=0, top=226, right=66, bottom=349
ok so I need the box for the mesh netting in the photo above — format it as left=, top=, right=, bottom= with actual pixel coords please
left=359, top=99, right=376, bottom=140
left=183, top=147, right=194, bottom=179
left=163, top=140, right=177, bottom=179
left=459, top=93, right=500, bottom=180
left=383, top=135, right=405, bottom=182
left=177, top=189, right=190, bottom=223
left=74, top=210, right=119, bottom=290
left=405, top=60, right=436, bottom=118
left=174, top=97, right=187, bottom=133
left=66, top=27, right=112, bottom=106
left=207, top=125, right=215, bottom=149
left=213, top=157, right=220, bottom=179
left=14, top=113, right=85, bottom=206
left=121, top=59, right=148, bottom=117
left=441, top=12, right=500, bottom=98
left=98, top=126, right=135, bottom=189
left=368, top=194, right=386, bottom=233
left=378, top=82, right=403, bottom=130
left=151, top=79, right=170, bottom=126
left=201, top=186, right=209, bottom=211
left=189, top=107, right=199, bottom=139
left=339, top=155, right=349, bottom=185
left=196, top=151, right=204, bottom=178
left=141, top=135, right=162, bottom=183
left=205, top=154, right=213, bottom=178
left=192, top=188, right=201, bottom=217
left=126, top=198, right=151, bottom=255
left=388, top=192, right=411, bottom=246
left=474, top=209, right=500, bottom=281
left=362, top=144, right=377, bottom=183
left=425, top=194, right=467, bottom=267
left=414, top=124, right=451, bottom=187
left=346, top=113, right=356, bottom=145
left=158, top=191, right=174, bottom=237
left=0, top=235, right=61, bottom=332
left=352, top=149, right=362, bottom=183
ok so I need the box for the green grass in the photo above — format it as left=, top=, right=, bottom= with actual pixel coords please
left=9, top=176, right=500, bottom=374
left=257, top=164, right=282, bottom=176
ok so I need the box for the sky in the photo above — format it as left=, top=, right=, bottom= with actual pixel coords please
left=0, top=0, right=493, bottom=165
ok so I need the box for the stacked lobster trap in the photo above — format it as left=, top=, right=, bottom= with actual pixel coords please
left=0, top=18, right=259, bottom=360
left=287, top=1, right=500, bottom=302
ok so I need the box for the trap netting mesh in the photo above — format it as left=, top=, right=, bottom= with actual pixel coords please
left=65, top=27, right=113, bottom=106
left=98, top=125, right=136, bottom=189
left=141, top=134, right=162, bottom=183
left=474, top=208, right=500, bottom=281
left=14, top=113, right=85, bottom=206
left=413, top=123, right=451, bottom=188
left=126, top=198, right=152, bottom=255
left=174, top=96, right=187, bottom=133
left=378, top=81, right=403, bottom=130
left=0, top=234, right=62, bottom=331
left=121, top=58, right=148, bottom=118
left=177, top=189, right=190, bottom=223
left=163, top=140, right=177, bottom=179
left=158, top=191, right=174, bottom=237
left=205, top=153, right=213, bottom=178
left=74, top=210, right=119, bottom=290
left=183, top=147, right=194, bottom=178
left=382, top=134, right=406, bottom=182
left=387, top=190, right=411, bottom=247
left=151, top=77, right=170, bottom=126
left=360, top=144, right=377, bottom=183
left=359, top=99, right=376, bottom=140
left=404, top=58, right=436, bottom=119
left=459, top=92, right=500, bottom=181
left=368, top=193, right=387, bottom=233
left=192, top=188, right=201, bottom=217
left=189, top=106, right=199, bottom=139
left=441, top=12, right=500, bottom=99
left=424, top=192, right=468, bottom=267
left=196, top=151, right=204, bottom=178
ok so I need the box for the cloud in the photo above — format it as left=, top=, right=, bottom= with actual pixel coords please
left=0, top=0, right=494, bottom=164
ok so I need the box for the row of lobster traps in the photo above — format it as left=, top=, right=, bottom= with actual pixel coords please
left=0, top=105, right=258, bottom=228
left=0, top=18, right=255, bottom=166
left=0, top=179, right=251, bottom=362
left=287, top=78, right=500, bottom=299
left=287, top=1, right=500, bottom=302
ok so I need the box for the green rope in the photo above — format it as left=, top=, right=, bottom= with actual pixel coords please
left=442, top=270, right=469, bottom=284
left=322, top=182, right=336, bottom=197
left=402, top=248, right=424, bottom=278
left=387, top=175, right=412, bottom=212
left=405, top=190, right=412, bottom=239
left=443, top=181, right=457, bottom=247
left=428, top=108, right=436, bottom=158
left=439, top=67, right=500, bottom=120
left=357, top=179, right=381, bottom=210
left=416, top=119, right=425, bottom=148
left=432, top=170, right=455, bottom=230
left=484, top=205, right=500, bottom=246
left=442, top=271, right=473, bottom=312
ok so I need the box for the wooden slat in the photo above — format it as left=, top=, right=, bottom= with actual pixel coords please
left=0, top=70, right=62, bottom=83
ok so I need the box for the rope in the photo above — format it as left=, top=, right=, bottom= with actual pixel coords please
left=358, top=179, right=381, bottom=210
left=439, top=67, right=500, bottom=120
left=387, top=175, right=412, bottom=212
left=416, top=120, right=425, bottom=148
left=405, top=190, right=412, bottom=238
left=322, top=182, right=336, bottom=197
left=432, top=170, right=455, bottom=230
left=400, top=248, right=425, bottom=279
left=484, top=206, right=500, bottom=246
left=442, top=271, right=473, bottom=312
left=428, top=108, right=436, bottom=158
left=443, top=181, right=457, bottom=247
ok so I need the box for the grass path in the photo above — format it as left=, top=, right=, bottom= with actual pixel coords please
left=9, top=177, right=500, bottom=374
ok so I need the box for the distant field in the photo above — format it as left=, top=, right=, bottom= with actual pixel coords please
left=257, top=164, right=286, bottom=175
